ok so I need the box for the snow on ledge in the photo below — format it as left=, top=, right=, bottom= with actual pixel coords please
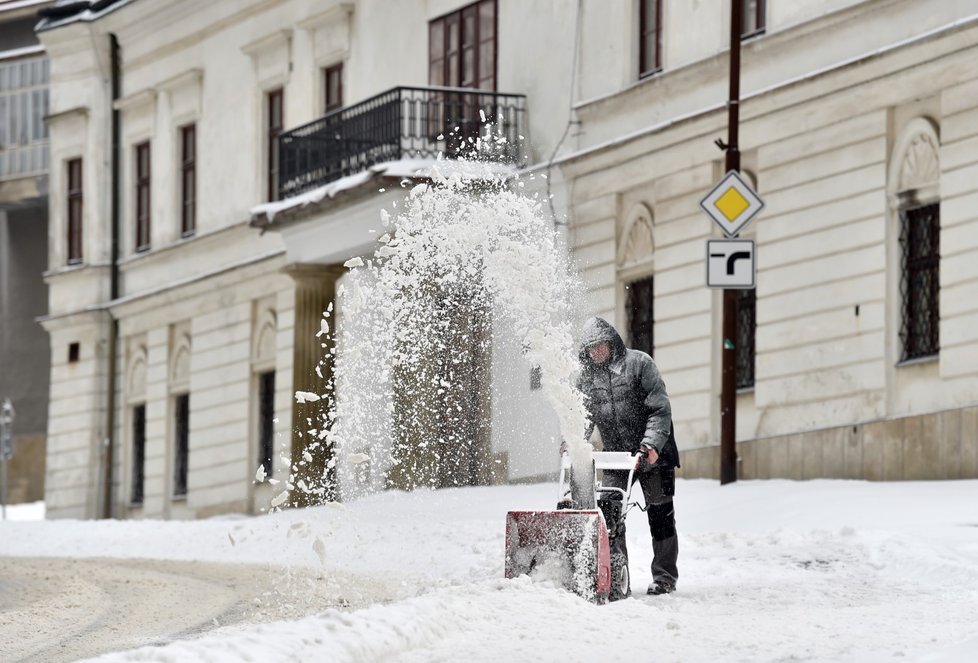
left=250, top=158, right=517, bottom=224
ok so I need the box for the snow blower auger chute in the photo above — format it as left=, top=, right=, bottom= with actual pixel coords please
left=504, top=450, right=640, bottom=604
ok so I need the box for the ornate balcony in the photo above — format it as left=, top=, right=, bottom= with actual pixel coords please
left=278, top=86, right=527, bottom=198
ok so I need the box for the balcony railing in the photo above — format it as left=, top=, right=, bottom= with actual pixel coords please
left=278, top=86, right=527, bottom=198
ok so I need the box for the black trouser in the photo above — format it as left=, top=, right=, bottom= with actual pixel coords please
left=603, top=468, right=679, bottom=588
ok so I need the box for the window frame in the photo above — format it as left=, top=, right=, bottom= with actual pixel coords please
left=323, top=63, right=343, bottom=114
left=639, top=0, right=662, bottom=79
left=742, top=0, right=767, bottom=39
left=179, top=123, right=196, bottom=238
left=625, top=274, right=655, bottom=358
left=428, top=0, right=497, bottom=91
left=898, top=201, right=940, bottom=363
left=266, top=88, right=284, bottom=202
left=257, top=370, right=276, bottom=478
left=173, top=392, right=190, bottom=498
left=134, top=141, right=151, bottom=253
left=130, top=403, right=146, bottom=506
left=66, top=157, right=83, bottom=265
left=735, top=287, right=757, bottom=390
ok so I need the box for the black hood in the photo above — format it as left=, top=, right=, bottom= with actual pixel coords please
left=579, top=317, right=626, bottom=364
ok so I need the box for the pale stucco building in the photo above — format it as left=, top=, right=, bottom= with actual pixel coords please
left=36, top=0, right=978, bottom=520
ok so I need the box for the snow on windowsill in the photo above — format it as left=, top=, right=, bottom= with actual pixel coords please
left=250, top=158, right=517, bottom=224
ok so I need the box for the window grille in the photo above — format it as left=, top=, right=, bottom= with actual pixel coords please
left=899, top=202, right=940, bottom=361
left=0, top=56, right=49, bottom=181
left=626, top=275, right=654, bottom=358
left=736, top=288, right=756, bottom=389
left=258, top=371, right=275, bottom=477
left=131, top=404, right=146, bottom=505
left=174, top=393, right=189, bottom=497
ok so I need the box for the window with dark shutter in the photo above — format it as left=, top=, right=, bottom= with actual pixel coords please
left=626, top=275, right=655, bottom=358
left=174, top=393, right=190, bottom=498
left=258, top=370, right=275, bottom=477
left=67, top=158, right=83, bottom=264
left=267, top=89, right=283, bottom=202
left=639, top=0, right=662, bottom=78
left=134, top=142, right=151, bottom=252
left=131, top=404, right=146, bottom=505
left=180, top=124, right=196, bottom=237
left=899, top=202, right=940, bottom=362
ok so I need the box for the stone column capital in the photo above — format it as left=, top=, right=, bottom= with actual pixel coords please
left=281, top=262, right=346, bottom=284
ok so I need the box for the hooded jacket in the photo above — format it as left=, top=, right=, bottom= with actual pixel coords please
left=577, top=317, right=680, bottom=469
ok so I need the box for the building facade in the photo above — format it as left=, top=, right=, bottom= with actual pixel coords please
left=38, top=0, right=978, bottom=520
left=562, top=0, right=978, bottom=480
left=0, top=0, right=52, bottom=504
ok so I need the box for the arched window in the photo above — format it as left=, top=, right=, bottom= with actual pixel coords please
left=889, top=118, right=940, bottom=362
left=618, top=204, right=655, bottom=357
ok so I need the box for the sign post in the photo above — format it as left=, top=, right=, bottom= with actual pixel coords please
left=1, top=398, right=14, bottom=521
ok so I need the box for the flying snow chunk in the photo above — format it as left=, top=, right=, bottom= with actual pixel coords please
left=316, top=318, right=330, bottom=337
left=255, top=464, right=267, bottom=482
left=271, top=491, right=289, bottom=507
left=348, top=453, right=370, bottom=465
left=295, top=391, right=321, bottom=403
left=344, top=257, right=364, bottom=269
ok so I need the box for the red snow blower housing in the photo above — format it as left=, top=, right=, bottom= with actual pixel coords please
left=504, top=451, right=640, bottom=603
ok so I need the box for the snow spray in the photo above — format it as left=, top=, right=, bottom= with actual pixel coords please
left=268, top=135, right=593, bottom=506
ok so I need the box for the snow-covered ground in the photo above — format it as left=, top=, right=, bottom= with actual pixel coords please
left=2, top=479, right=978, bottom=662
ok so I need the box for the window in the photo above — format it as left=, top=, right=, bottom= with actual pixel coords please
left=899, top=202, right=940, bottom=361
left=742, top=0, right=766, bottom=38
left=626, top=275, right=655, bottom=357
left=428, top=0, right=496, bottom=90
left=131, top=404, right=146, bottom=505
left=173, top=393, right=189, bottom=497
left=66, top=158, right=83, bottom=264
left=324, top=64, right=343, bottom=113
left=179, top=124, right=196, bottom=237
left=639, top=0, right=662, bottom=78
left=0, top=55, right=49, bottom=180
left=258, top=370, right=275, bottom=477
left=134, top=141, right=151, bottom=252
left=736, top=288, right=756, bottom=389
left=266, top=88, right=283, bottom=202
left=68, top=342, right=80, bottom=363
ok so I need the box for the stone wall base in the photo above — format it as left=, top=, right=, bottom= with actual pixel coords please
left=679, top=406, right=978, bottom=481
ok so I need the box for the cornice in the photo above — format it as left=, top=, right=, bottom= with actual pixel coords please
left=241, top=29, right=293, bottom=58
left=156, top=68, right=203, bottom=93
left=296, top=3, right=353, bottom=31
left=44, top=106, right=89, bottom=125
left=113, top=88, right=157, bottom=112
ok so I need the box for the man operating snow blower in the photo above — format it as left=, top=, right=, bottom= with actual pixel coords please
left=577, top=317, right=681, bottom=595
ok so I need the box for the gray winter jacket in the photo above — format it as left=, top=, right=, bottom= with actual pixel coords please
left=577, top=317, right=680, bottom=468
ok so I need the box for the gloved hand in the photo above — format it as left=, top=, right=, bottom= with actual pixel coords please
left=635, top=445, right=659, bottom=469
left=559, top=440, right=568, bottom=456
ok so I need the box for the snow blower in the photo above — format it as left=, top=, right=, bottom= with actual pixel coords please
left=504, top=450, right=640, bottom=603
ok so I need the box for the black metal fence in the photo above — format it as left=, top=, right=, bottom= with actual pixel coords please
left=278, top=86, right=527, bottom=198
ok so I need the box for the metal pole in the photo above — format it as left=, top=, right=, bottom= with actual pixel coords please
left=720, top=0, right=742, bottom=485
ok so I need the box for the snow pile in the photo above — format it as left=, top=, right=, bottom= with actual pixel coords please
left=6, top=479, right=977, bottom=662
left=281, top=146, right=589, bottom=502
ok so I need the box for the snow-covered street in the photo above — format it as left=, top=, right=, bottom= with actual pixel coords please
left=2, top=478, right=977, bottom=662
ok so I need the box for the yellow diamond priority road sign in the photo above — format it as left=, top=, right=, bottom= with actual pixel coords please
left=700, top=170, right=764, bottom=237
